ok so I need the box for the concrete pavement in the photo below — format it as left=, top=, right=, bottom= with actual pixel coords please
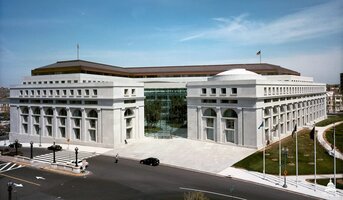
left=1, top=133, right=342, bottom=199
left=316, top=121, right=343, bottom=160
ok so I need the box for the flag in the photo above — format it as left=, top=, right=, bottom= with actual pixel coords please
left=258, top=122, right=264, bottom=129
left=292, top=124, right=297, bottom=138
left=256, top=50, right=261, bottom=55
left=309, top=127, right=315, bottom=140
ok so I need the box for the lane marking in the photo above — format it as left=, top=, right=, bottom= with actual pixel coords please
left=0, top=162, right=10, bottom=171
left=179, top=187, right=247, bottom=200
left=8, top=163, right=16, bottom=170
left=0, top=173, right=41, bottom=186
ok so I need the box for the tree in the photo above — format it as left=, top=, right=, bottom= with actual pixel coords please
left=169, top=96, right=187, bottom=125
left=145, top=99, right=161, bottom=128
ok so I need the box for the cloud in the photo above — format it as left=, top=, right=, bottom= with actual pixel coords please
left=180, top=1, right=343, bottom=44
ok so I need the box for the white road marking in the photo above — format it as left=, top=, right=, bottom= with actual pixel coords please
left=179, top=187, right=247, bottom=200
left=0, top=162, right=10, bottom=171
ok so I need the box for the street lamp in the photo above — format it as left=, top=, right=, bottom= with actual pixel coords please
left=282, top=147, right=289, bottom=188
left=52, top=142, right=56, bottom=163
left=14, top=139, right=19, bottom=155
left=30, top=141, right=33, bottom=159
left=7, top=181, right=13, bottom=200
left=75, top=147, right=79, bottom=167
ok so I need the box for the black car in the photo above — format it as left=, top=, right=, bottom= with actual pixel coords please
left=47, top=145, right=62, bottom=151
left=140, top=157, right=160, bottom=166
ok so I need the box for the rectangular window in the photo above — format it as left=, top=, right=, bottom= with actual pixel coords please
left=56, top=100, right=67, bottom=104
left=89, top=130, right=96, bottom=141
left=124, top=89, right=129, bottom=96
left=131, top=89, right=135, bottom=95
left=77, top=90, right=81, bottom=96
left=31, top=90, right=34, bottom=95
left=43, top=90, right=46, bottom=95
left=211, top=88, right=216, bottom=95
left=221, top=88, right=226, bottom=95
left=124, top=100, right=136, bottom=104
left=231, top=88, right=237, bottom=95
left=47, top=126, right=52, bottom=136
left=201, top=99, right=217, bottom=103
left=70, top=90, right=74, bottom=95
left=201, top=88, right=207, bottom=95
left=42, top=100, right=53, bottom=104
left=74, top=128, right=80, bottom=139
left=70, top=100, right=82, bottom=104
left=85, top=89, right=89, bottom=96
left=60, top=127, right=66, bottom=138
left=56, top=90, right=60, bottom=96
left=19, top=90, right=23, bottom=95
left=85, top=100, right=98, bottom=105
left=93, top=89, right=97, bottom=96
left=62, top=90, right=67, bottom=96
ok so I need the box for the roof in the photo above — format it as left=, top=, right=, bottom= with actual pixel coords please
left=31, top=59, right=300, bottom=77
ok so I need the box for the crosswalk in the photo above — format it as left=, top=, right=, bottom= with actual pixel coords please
left=0, top=162, right=23, bottom=173
left=33, top=150, right=97, bottom=164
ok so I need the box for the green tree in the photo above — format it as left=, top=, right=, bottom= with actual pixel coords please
left=145, top=99, right=161, bottom=128
left=169, top=96, right=187, bottom=125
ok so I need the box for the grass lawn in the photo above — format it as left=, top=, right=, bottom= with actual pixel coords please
left=233, top=129, right=343, bottom=175
left=307, top=178, right=343, bottom=189
left=325, top=122, right=343, bottom=153
left=316, top=115, right=343, bottom=127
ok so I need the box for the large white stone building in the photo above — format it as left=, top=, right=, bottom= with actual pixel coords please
left=9, top=59, right=326, bottom=149
left=187, top=69, right=327, bottom=148
left=10, top=74, right=145, bottom=148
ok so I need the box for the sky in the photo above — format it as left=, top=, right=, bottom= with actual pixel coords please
left=0, top=0, right=342, bottom=87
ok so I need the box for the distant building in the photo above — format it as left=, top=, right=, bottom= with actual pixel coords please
left=341, top=73, right=343, bottom=94
left=10, top=60, right=325, bottom=148
left=0, top=98, right=10, bottom=113
left=326, top=84, right=343, bottom=113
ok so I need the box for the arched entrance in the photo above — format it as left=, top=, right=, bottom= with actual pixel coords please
left=203, top=108, right=216, bottom=141
left=222, top=109, right=237, bottom=143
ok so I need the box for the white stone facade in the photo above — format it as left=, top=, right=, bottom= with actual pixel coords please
left=10, top=74, right=144, bottom=148
left=187, top=69, right=327, bottom=148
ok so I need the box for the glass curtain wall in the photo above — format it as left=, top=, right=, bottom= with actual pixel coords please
left=144, top=88, right=187, bottom=138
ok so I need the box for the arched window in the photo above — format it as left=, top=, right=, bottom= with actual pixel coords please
left=223, top=109, right=237, bottom=118
left=33, top=107, right=40, bottom=115
left=124, top=109, right=134, bottom=117
left=45, top=108, right=53, bottom=116
left=73, top=109, right=82, bottom=117
left=87, top=110, right=98, bottom=118
left=21, top=107, right=29, bottom=114
left=203, top=108, right=216, bottom=117
left=59, top=108, right=67, bottom=116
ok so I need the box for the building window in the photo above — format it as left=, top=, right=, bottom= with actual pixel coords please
left=47, top=126, right=52, bottom=136
left=231, top=88, right=237, bottom=95
left=85, top=89, right=89, bottom=96
left=62, top=90, right=67, bottom=96
left=211, top=88, right=216, bottom=95
left=89, top=130, right=96, bottom=141
left=56, top=90, right=60, bottom=96
left=93, top=89, right=98, bottom=96
left=74, top=129, right=80, bottom=139
left=203, top=108, right=216, bottom=141
left=70, top=90, right=74, bottom=96
left=60, top=127, right=66, bottom=138
left=124, top=89, right=129, bottom=96
left=201, top=88, right=207, bottom=95
left=131, top=89, right=135, bottom=95
left=221, top=88, right=226, bottom=95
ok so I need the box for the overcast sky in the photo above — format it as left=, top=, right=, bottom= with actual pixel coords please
left=0, top=0, right=342, bottom=87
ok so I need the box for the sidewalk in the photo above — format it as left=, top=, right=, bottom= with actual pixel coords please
left=1, top=136, right=342, bottom=199
left=316, top=121, right=343, bottom=160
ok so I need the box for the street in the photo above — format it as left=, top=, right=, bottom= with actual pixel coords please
left=0, top=150, right=318, bottom=200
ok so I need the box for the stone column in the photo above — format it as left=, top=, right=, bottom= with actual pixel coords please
left=28, top=106, right=32, bottom=135
left=197, top=106, right=202, bottom=140
left=17, top=106, right=21, bottom=134
left=52, top=107, right=57, bottom=139
left=216, top=107, right=222, bottom=143
left=40, top=107, right=44, bottom=137
left=135, top=106, right=139, bottom=139
left=97, top=108, right=102, bottom=143
left=81, top=108, right=86, bottom=141
left=66, top=107, right=71, bottom=141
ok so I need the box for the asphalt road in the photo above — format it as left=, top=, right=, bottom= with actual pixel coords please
left=0, top=151, right=318, bottom=200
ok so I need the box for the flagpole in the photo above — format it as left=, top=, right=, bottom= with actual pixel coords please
left=262, top=109, right=265, bottom=179
left=296, top=124, right=298, bottom=187
left=259, top=52, right=261, bottom=64
left=77, top=44, right=79, bottom=60
left=334, top=123, right=336, bottom=188
left=279, top=122, right=281, bottom=185
left=314, top=129, right=317, bottom=191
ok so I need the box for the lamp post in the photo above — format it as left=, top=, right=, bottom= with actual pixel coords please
left=282, top=147, right=288, bottom=188
left=14, top=139, right=19, bottom=155
left=7, top=181, right=13, bottom=200
left=75, top=147, right=79, bottom=167
left=30, top=141, right=33, bottom=159
left=52, top=142, right=56, bottom=163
